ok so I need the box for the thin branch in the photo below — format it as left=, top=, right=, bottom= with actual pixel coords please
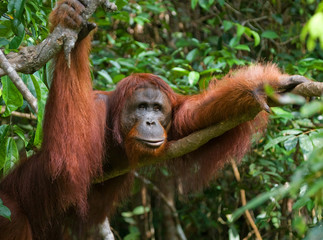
left=0, top=107, right=37, bottom=120
left=134, top=172, right=187, bottom=240
left=224, top=2, right=242, bottom=15
left=0, top=50, right=38, bottom=113
left=231, top=159, right=263, bottom=240
left=0, top=0, right=116, bottom=77
left=95, top=81, right=323, bottom=183
left=241, top=16, right=268, bottom=26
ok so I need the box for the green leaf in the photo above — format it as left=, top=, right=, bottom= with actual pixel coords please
left=198, top=0, right=212, bottom=10
left=0, top=125, right=9, bottom=170
left=133, top=206, right=149, bottom=215
left=9, top=19, right=25, bottom=49
left=98, top=70, right=113, bottom=84
left=264, top=136, right=290, bottom=151
left=186, top=48, right=199, bottom=62
left=223, top=20, right=233, bottom=32
left=9, top=0, right=26, bottom=20
left=299, top=134, right=314, bottom=159
left=171, top=67, right=189, bottom=74
left=261, top=30, right=279, bottom=39
left=203, top=56, right=215, bottom=65
left=292, top=217, right=307, bottom=236
left=293, top=197, right=311, bottom=210
left=309, top=130, right=323, bottom=148
left=236, top=24, right=245, bottom=37
left=217, top=0, right=225, bottom=6
left=281, top=130, right=302, bottom=135
left=229, top=36, right=240, bottom=47
left=113, top=74, right=126, bottom=84
left=121, top=211, right=133, bottom=218
left=115, top=0, right=127, bottom=9
left=0, top=38, right=9, bottom=47
left=250, top=30, right=260, bottom=46
left=137, top=51, right=158, bottom=59
left=0, top=199, right=11, bottom=220
left=191, top=0, right=199, bottom=9
left=271, top=107, right=294, bottom=120
left=284, top=136, right=298, bottom=151
left=3, top=137, right=19, bottom=175
left=13, top=125, right=27, bottom=146
left=308, top=13, right=323, bottom=39
left=109, top=60, right=121, bottom=69
left=234, top=44, right=250, bottom=51
left=1, top=76, right=23, bottom=116
left=200, top=68, right=222, bottom=75
left=188, top=71, right=200, bottom=86
left=301, top=100, right=323, bottom=117
left=0, top=21, right=13, bottom=39
left=296, top=119, right=315, bottom=128
left=9, top=32, right=25, bottom=49
left=134, top=16, right=150, bottom=26
left=306, top=178, right=323, bottom=197
left=30, top=74, right=48, bottom=147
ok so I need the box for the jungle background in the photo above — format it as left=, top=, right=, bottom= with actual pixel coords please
left=0, top=0, right=323, bottom=239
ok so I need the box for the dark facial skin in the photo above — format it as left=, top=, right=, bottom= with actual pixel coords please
left=121, top=85, right=172, bottom=148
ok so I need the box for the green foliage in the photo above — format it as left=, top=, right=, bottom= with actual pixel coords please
left=120, top=205, right=150, bottom=240
left=301, top=2, right=323, bottom=50
left=1, top=76, right=23, bottom=116
left=0, top=198, right=11, bottom=220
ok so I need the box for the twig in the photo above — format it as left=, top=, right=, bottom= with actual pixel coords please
left=0, top=50, right=38, bottom=113
left=231, top=159, right=263, bottom=240
left=0, top=107, right=37, bottom=120
left=224, top=2, right=242, bottom=15
left=134, top=172, right=187, bottom=240
left=241, top=16, right=268, bottom=26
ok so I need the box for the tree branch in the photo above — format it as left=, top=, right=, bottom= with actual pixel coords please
left=0, top=107, right=37, bottom=120
left=96, top=81, right=323, bottom=183
left=0, top=50, right=38, bottom=113
left=291, top=81, right=323, bottom=97
left=0, top=0, right=116, bottom=77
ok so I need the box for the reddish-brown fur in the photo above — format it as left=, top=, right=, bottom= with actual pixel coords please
left=71, top=66, right=286, bottom=239
left=0, top=6, right=107, bottom=238
left=0, top=1, right=291, bottom=238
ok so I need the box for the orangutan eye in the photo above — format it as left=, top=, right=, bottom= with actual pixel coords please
left=138, top=103, right=148, bottom=110
left=153, top=104, right=161, bottom=111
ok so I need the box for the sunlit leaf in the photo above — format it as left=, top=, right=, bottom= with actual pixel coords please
left=261, top=30, right=279, bottom=39
left=133, top=206, right=150, bottom=215
left=1, top=76, right=23, bottom=116
left=4, top=137, right=19, bottom=175
left=188, top=71, right=200, bottom=86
